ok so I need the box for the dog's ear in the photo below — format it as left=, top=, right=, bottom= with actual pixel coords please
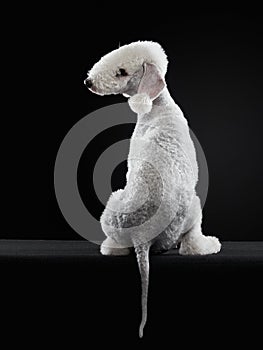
left=128, top=63, right=166, bottom=114
left=138, top=62, right=165, bottom=99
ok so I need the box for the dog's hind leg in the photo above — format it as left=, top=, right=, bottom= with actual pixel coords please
left=179, top=203, right=221, bottom=255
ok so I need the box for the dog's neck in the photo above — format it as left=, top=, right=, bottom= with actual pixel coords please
left=135, top=87, right=188, bottom=127
left=153, top=87, right=175, bottom=108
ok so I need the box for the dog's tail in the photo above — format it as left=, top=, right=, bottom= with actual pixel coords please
left=134, top=241, right=151, bottom=338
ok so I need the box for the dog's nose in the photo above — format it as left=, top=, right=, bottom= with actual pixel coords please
left=84, top=78, right=93, bottom=88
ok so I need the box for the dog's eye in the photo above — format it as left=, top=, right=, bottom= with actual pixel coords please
left=116, top=68, right=128, bottom=77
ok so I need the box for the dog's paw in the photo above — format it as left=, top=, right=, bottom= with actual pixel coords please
left=100, top=245, right=130, bottom=256
left=179, top=234, right=221, bottom=256
left=100, top=237, right=130, bottom=256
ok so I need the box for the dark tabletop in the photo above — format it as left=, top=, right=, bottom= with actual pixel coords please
left=0, top=240, right=262, bottom=267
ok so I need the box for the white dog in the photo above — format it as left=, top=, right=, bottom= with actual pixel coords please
left=85, top=41, right=221, bottom=337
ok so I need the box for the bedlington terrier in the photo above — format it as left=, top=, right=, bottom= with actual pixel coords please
left=84, top=41, right=221, bottom=337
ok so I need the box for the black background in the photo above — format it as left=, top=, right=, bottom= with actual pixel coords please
left=4, top=8, right=263, bottom=241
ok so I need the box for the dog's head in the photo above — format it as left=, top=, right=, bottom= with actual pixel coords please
left=84, top=41, right=168, bottom=102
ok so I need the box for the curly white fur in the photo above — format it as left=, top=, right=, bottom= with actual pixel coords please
left=128, top=93, right=152, bottom=114
left=85, top=41, right=221, bottom=338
